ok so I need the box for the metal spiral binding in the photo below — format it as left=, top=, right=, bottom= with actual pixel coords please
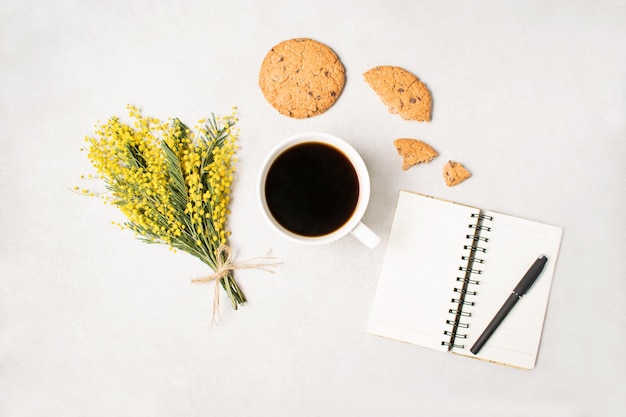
left=441, top=341, right=465, bottom=349
left=452, top=297, right=475, bottom=306
left=464, top=244, right=487, bottom=253
left=459, top=266, right=482, bottom=275
left=442, top=211, right=493, bottom=350
left=448, top=308, right=471, bottom=317
left=468, top=224, right=491, bottom=232
left=466, top=234, right=489, bottom=242
left=454, top=287, right=477, bottom=295
left=471, top=213, right=493, bottom=221
left=461, top=255, right=484, bottom=264
left=457, top=276, right=480, bottom=285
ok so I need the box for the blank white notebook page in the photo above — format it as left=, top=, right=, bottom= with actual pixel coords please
left=367, top=191, right=479, bottom=351
left=451, top=211, right=563, bottom=369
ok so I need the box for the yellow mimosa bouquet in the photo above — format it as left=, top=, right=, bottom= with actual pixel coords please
left=79, top=105, right=278, bottom=323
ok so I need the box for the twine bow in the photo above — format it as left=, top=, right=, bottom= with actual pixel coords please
left=192, top=244, right=281, bottom=326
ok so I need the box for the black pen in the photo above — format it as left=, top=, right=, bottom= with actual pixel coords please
left=470, top=255, right=548, bottom=355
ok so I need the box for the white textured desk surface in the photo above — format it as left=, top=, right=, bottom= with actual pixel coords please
left=1, top=1, right=624, bottom=416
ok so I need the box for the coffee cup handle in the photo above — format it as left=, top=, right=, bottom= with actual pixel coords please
left=350, top=222, right=381, bottom=249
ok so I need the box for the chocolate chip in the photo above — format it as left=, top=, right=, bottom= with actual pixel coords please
left=398, top=88, right=405, bottom=93
left=410, top=98, right=417, bottom=104
left=330, top=91, right=336, bottom=97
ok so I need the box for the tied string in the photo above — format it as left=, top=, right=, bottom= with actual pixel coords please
left=191, top=244, right=281, bottom=326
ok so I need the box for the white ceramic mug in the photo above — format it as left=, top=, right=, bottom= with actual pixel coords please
left=257, top=132, right=380, bottom=248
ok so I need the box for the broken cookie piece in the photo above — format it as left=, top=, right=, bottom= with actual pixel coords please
left=393, top=138, right=438, bottom=170
left=443, top=161, right=471, bottom=186
left=363, top=66, right=432, bottom=121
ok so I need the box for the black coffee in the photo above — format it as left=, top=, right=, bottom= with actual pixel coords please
left=265, top=142, right=360, bottom=237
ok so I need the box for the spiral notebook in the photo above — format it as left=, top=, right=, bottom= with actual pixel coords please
left=367, top=190, right=563, bottom=369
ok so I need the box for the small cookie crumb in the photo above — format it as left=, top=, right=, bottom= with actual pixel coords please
left=443, top=161, right=471, bottom=186
left=393, top=138, right=438, bottom=170
left=363, top=66, right=432, bottom=121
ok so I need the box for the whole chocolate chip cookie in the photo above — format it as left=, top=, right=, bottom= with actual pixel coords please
left=259, top=38, right=346, bottom=119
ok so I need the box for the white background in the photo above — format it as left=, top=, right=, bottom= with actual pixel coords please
left=1, top=1, right=624, bottom=415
